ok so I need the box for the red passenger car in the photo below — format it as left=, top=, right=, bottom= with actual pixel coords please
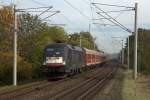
left=84, top=48, right=104, bottom=66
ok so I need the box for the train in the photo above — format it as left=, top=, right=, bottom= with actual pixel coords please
left=42, top=43, right=105, bottom=78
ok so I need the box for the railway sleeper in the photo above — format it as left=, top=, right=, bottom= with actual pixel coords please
left=77, top=68, right=117, bottom=100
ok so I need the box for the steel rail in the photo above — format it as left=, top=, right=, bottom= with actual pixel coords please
left=77, top=67, right=117, bottom=100
left=0, top=79, right=66, bottom=100
left=50, top=67, right=112, bottom=100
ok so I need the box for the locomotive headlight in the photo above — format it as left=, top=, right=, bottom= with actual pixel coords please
left=62, top=61, right=66, bottom=65
left=46, top=57, right=64, bottom=64
left=43, top=61, right=46, bottom=65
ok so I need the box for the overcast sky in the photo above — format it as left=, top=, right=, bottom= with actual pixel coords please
left=1, top=0, right=150, bottom=53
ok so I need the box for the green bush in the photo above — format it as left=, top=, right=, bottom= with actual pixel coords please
left=124, top=28, right=150, bottom=73
left=0, top=52, right=33, bottom=84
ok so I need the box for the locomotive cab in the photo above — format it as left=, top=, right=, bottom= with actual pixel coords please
left=42, top=43, right=66, bottom=77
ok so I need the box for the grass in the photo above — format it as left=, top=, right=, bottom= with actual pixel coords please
left=121, top=69, right=150, bottom=100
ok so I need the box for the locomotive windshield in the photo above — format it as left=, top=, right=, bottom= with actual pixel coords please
left=46, top=48, right=61, bottom=53
left=45, top=47, right=63, bottom=56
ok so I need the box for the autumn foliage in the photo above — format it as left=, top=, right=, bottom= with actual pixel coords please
left=0, top=6, right=98, bottom=85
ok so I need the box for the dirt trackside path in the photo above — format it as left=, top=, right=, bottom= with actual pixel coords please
left=93, top=66, right=150, bottom=100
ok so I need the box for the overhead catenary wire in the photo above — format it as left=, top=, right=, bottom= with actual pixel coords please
left=81, top=0, right=109, bottom=51
left=19, top=0, right=115, bottom=52
left=89, top=0, right=94, bottom=20
left=29, top=0, right=92, bottom=32
left=97, top=9, right=134, bottom=13
left=16, top=6, right=59, bottom=29
left=94, top=4, right=132, bottom=32
left=91, top=2, right=134, bottom=34
left=92, top=2, right=134, bottom=8
left=13, top=5, right=59, bottom=33
left=114, top=10, right=126, bottom=20
left=96, top=12, right=131, bottom=33
left=30, top=0, right=46, bottom=6
left=94, top=9, right=133, bottom=26
left=63, top=0, right=89, bottom=20
left=92, top=7, right=129, bottom=53
left=82, top=0, right=105, bottom=32
left=14, top=1, right=61, bottom=30
left=92, top=8, right=131, bottom=20
left=28, top=0, right=75, bottom=26
left=89, top=0, right=111, bottom=51
left=93, top=23, right=117, bottom=27
left=92, top=18, right=111, bottom=20
left=17, top=6, right=53, bottom=11
left=82, top=0, right=113, bottom=52
left=92, top=9, right=129, bottom=21
left=42, top=11, right=60, bottom=21
left=90, top=0, right=106, bottom=31
left=93, top=3, right=133, bottom=33
left=81, top=0, right=93, bottom=22
left=37, top=6, right=53, bottom=17
left=18, top=10, right=58, bottom=12
left=92, top=23, right=113, bottom=52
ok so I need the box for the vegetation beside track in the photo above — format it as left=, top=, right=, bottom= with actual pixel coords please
left=124, top=28, right=150, bottom=74
left=0, top=6, right=99, bottom=85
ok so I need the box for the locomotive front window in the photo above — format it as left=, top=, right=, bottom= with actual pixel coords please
left=46, top=48, right=54, bottom=52
left=45, top=47, right=64, bottom=56
left=46, top=48, right=61, bottom=52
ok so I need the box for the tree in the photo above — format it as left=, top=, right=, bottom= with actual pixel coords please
left=124, top=28, right=150, bottom=74
left=68, top=31, right=99, bottom=50
left=0, top=6, right=14, bottom=52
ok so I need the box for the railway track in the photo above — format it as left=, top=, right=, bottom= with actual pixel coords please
left=77, top=68, right=116, bottom=100
left=0, top=66, right=104, bottom=100
left=36, top=66, right=107, bottom=100
left=0, top=80, right=47, bottom=94
left=0, top=62, right=118, bottom=100
left=0, top=79, right=67, bottom=100
left=49, top=66, right=117, bottom=100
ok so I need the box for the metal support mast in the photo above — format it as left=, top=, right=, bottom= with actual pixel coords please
left=128, top=37, right=130, bottom=69
left=122, top=49, right=124, bottom=64
left=89, top=23, right=91, bottom=33
left=13, top=5, right=17, bottom=86
left=121, top=40, right=124, bottom=64
left=93, top=37, right=96, bottom=50
left=134, top=2, right=138, bottom=79
left=120, top=52, right=122, bottom=63
left=80, top=33, right=82, bottom=47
